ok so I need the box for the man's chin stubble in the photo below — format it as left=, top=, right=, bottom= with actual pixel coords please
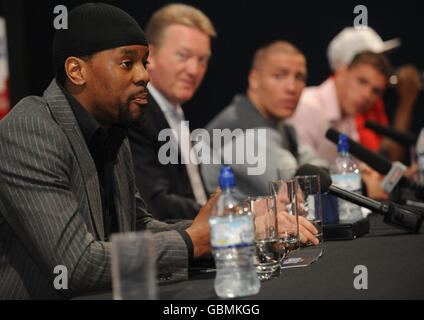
left=118, top=101, right=146, bottom=128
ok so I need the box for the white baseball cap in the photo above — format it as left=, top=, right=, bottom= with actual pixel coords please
left=327, top=26, right=401, bottom=71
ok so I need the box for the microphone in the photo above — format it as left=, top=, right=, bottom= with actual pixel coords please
left=295, top=164, right=424, bottom=233
left=325, top=128, right=424, bottom=200
left=364, top=121, right=417, bottom=146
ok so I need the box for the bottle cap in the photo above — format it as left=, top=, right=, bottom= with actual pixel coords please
left=338, top=134, right=349, bottom=152
left=219, top=167, right=235, bottom=189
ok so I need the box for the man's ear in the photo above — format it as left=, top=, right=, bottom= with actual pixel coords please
left=248, top=69, right=260, bottom=90
left=248, top=69, right=259, bottom=91
left=64, top=57, right=88, bottom=86
left=335, top=65, right=348, bottom=78
left=147, top=44, right=156, bottom=70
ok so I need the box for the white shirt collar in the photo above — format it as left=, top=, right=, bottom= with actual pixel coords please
left=147, top=83, right=184, bottom=121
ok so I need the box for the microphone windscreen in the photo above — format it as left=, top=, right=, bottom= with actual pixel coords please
left=325, top=128, right=392, bottom=175
left=364, top=121, right=417, bottom=146
left=295, top=164, right=332, bottom=193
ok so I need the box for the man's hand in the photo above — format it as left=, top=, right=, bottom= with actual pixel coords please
left=298, top=216, right=320, bottom=245
left=360, top=164, right=389, bottom=200
left=396, top=65, right=420, bottom=106
left=382, top=65, right=420, bottom=161
left=277, top=211, right=319, bottom=245
left=405, top=163, right=419, bottom=181
left=185, top=188, right=221, bottom=259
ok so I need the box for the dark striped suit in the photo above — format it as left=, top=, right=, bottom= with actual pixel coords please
left=0, top=80, right=190, bottom=299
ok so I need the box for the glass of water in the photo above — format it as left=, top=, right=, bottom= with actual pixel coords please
left=245, top=196, right=281, bottom=280
left=294, top=175, right=324, bottom=263
left=110, top=231, right=157, bottom=300
left=269, top=179, right=300, bottom=264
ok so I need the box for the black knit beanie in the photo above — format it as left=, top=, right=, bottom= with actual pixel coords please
left=53, top=2, right=147, bottom=83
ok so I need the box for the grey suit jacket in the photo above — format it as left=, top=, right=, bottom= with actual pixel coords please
left=201, top=94, right=328, bottom=199
left=0, top=80, right=191, bottom=299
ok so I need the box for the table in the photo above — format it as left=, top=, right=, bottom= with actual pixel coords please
left=79, top=213, right=424, bottom=300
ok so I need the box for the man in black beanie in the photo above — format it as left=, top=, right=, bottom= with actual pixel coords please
left=0, top=3, right=218, bottom=299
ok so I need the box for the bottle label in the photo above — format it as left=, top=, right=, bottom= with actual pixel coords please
left=381, top=161, right=406, bottom=193
left=331, top=173, right=363, bottom=220
left=210, top=214, right=255, bottom=249
left=331, top=173, right=362, bottom=193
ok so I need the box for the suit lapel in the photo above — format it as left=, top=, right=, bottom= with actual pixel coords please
left=42, top=80, right=105, bottom=241
left=112, top=151, right=133, bottom=232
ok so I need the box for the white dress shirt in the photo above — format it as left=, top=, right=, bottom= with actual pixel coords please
left=148, top=83, right=207, bottom=205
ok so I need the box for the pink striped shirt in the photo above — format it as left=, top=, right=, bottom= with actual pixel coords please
left=287, top=78, right=359, bottom=164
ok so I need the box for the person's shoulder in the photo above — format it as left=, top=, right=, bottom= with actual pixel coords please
left=0, top=95, right=56, bottom=127
left=206, top=95, right=245, bottom=130
left=0, top=95, right=72, bottom=163
left=0, top=94, right=65, bottom=143
left=205, top=104, right=232, bottom=130
left=299, top=85, right=322, bottom=107
left=292, top=85, right=325, bottom=118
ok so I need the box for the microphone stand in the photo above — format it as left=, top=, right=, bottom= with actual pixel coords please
left=329, top=185, right=424, bottom=233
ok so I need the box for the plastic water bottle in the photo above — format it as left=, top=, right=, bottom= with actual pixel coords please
left=329, top=134, right=363, bottom=221
left=417, top=128, right=424, bottom=185
left=209, top=167, right=260, bottom=298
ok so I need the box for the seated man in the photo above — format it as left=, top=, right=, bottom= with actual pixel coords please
left=201, top=41, right=328, bottom=199
left=326, top=27, right=420, bottom=161
left=288, top=51, right=392, bottom=165
left=0, top=3, right=216, bottom=299
left=128, top=4, right=216, bottom=221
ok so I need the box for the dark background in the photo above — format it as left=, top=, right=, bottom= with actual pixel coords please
left=1, top=0, right=424, bottom=135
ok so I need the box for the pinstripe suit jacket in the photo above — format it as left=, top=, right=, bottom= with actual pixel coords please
left=0, top=80, right=191, bottom=299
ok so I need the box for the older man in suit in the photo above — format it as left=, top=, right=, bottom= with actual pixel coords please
left=0, top=3, right=217, bottom=300
left=128, top=4, right=216, bottom=221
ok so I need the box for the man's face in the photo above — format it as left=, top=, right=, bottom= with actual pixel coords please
left=83, top=45, right=150, bottom=126
left=147, top=24, right=211, bottom=105
left=338, top=63, right=388, bottom=116
left=250, top=53, right=307, bottom=122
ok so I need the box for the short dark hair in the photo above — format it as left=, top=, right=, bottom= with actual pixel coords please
left=348, top=51, right=392, bottom=80
left=251, top=40, right=305, bottom=71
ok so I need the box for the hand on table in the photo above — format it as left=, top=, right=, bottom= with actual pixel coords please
left=277, top=211, right=319, bottom=245
left=186, top=188, right=221, bottom=259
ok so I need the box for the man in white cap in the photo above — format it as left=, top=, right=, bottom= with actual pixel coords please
left=327, top=27, right=419, bottom=162
left=327, top=26, right=401, bottom=72
left=289, top=26, right=420, bottom=162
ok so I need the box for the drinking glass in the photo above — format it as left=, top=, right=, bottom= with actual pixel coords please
left=245, top=196, right=281, bottom=280
left=290, top=175, right=324, bottom=265
left=270, top=179, right=302, bottom=269
left=111, top=231, right=157, bottom=300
